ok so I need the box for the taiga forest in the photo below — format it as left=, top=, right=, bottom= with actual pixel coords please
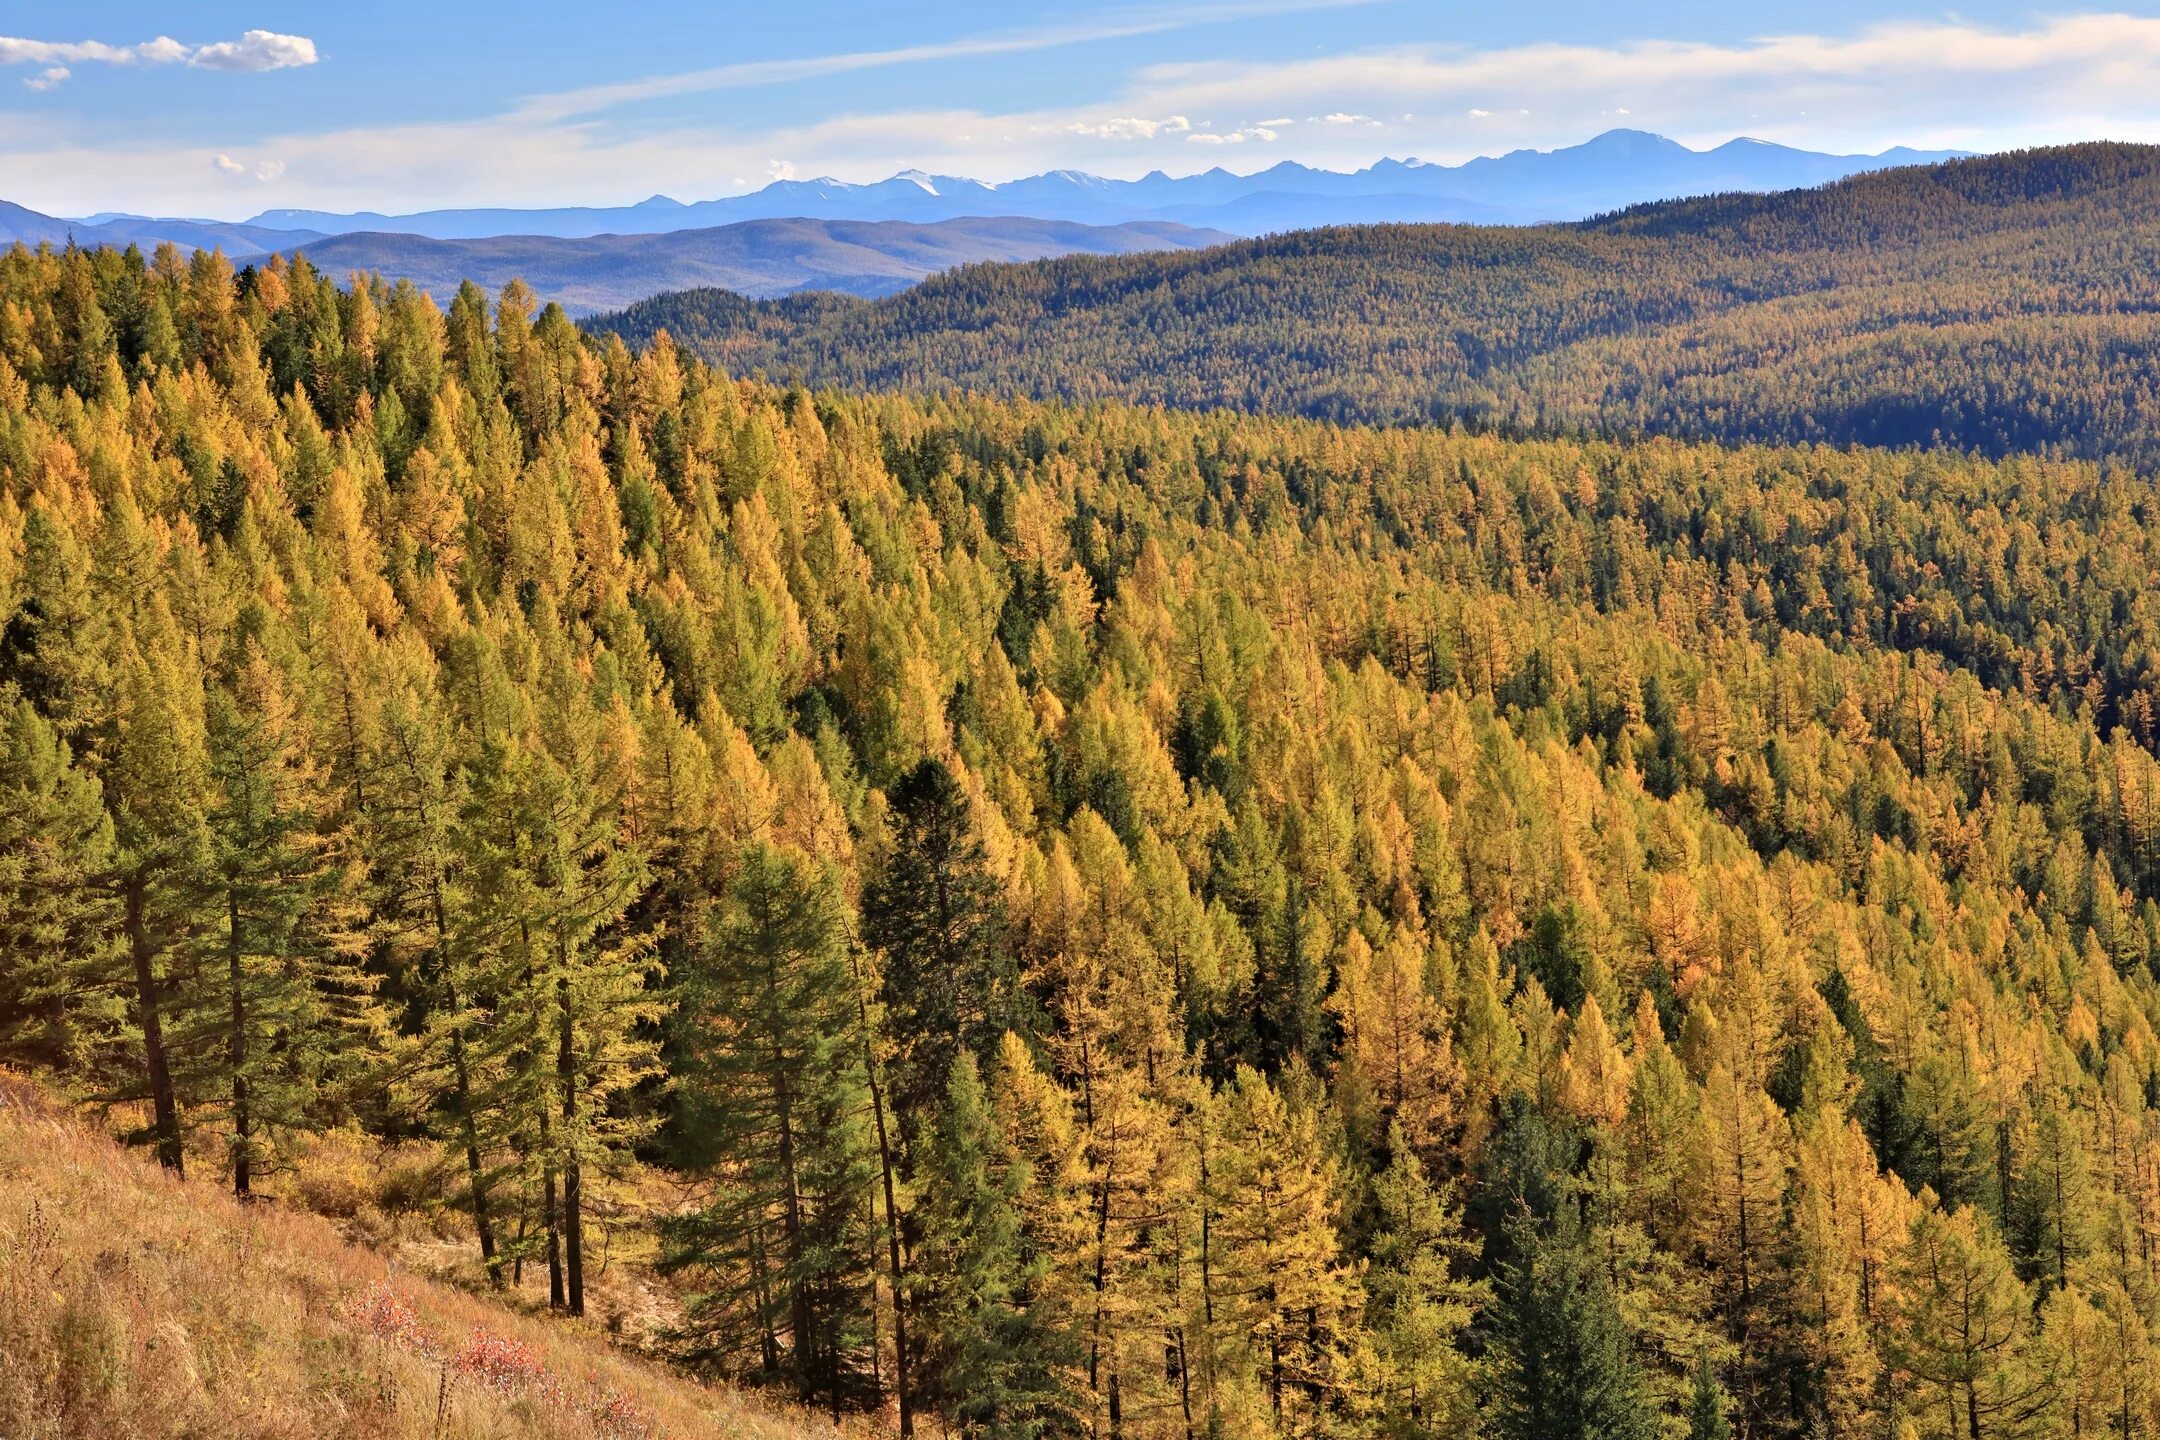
left=8, top=193, right=2160, bottom=1440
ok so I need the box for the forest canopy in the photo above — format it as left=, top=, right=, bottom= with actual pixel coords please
left=6, top=234, right=2160, bottom=1440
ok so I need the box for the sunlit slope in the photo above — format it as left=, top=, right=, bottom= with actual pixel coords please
left=0, top=1076, right=829, bottom=1440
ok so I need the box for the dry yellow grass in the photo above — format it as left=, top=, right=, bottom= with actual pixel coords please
left=0, top=1074, right=839, bottom=1440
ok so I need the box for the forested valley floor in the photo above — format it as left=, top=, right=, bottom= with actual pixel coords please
left=7, top=240, right=2160, bottom=1440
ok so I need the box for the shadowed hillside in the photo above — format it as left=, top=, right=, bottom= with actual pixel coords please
left=587, top=143, right=2160, bottom=461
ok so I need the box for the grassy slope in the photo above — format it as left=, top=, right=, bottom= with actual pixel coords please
left=0, top=1075, right=830, bottom=1440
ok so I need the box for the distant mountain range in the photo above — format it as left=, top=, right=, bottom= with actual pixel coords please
left=0, top=130, right=1971, bottom=315
left=271, top=217, right=1231, bottom=314
left=236, top=131, right=1964, bottom=239
left=0, top=199, right=322, bottom=258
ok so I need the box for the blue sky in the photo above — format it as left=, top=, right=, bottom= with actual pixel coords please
left=4, top=2, right=2159, bottom=217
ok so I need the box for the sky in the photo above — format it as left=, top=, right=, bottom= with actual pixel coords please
left=5, top=2, right=2160, bottom=218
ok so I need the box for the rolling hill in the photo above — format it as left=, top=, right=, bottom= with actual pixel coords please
left=242, top=129, right=1962, bottom=239
left=0, top=200, right=322, bottom=258
left=280, top=215, right=1230, bottom=313
left=585, top=142, right=2160, bottom=462
left=18, top=222, right=2160, bottom=1440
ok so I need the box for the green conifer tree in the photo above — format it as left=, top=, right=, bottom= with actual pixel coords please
left=664, top=843, right=881, bottom=1418
left=914, top=1051, right=1084, bottom=1439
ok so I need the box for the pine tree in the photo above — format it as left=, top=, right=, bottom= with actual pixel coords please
left=1488, top=1185, right=1660, bottom=1440
left=914, top=1051, right=1084, bottom=1439
left=0, top=691, right=123, bottom=1076
left=664, top=842, right=881, bottom=1416
left=193, top=648, right=368, bottom=1195
left=1365, top=1122, right=1482, bottom=1437
left=2010, top=1098, right=2095, bottom=1294
left=862, top=757, right=1014, bottom=1147
left=367, top=642, right=507, bottom=1278
left=1884, top=1201, right=2053, bottom=1440
left=1484, top=1099, right=1658, bottom=1440
left=104, top=619, right=214, bottom=1174
left=1210, top=1065, right=1360, bottom=1435
left=458, top=682, right=656, bottom=1316
left=1687, top=1349, right=1733, bottom=1440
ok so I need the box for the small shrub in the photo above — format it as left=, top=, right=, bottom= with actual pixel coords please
left=342, top=1280, right=434, bottom=1358
left=453, top=1326, right=550, bottom=1394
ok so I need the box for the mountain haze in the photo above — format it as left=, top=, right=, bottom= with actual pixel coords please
left=278, top=215, right=1230, bottom=314
left=0, top=200, right=322, bottom=258
left=242, top=130, right=1963, bottom=239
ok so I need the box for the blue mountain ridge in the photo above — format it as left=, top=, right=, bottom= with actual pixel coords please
left=230, top=130, right=1967, bottom=240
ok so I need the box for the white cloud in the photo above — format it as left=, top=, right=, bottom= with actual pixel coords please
left=1254, top=116, right=1295, bottom=127
left=514, top=0, right=1379, bottom=123
left=255, top=160, right=286, bottom=182
left=1064, top=114, right=1191, bottom=140
left=15, top=10, right=2160, bottom=218
left=212, top=154, right=246, bottom=176
left=0, top=37, right=158, bottom=65
left=1319, top=111, right=1379, bottom=125
left=23, top=66, right=66, bottom=91
left=0, top=30, right=315, bottom=75
left=767, top=159, right=797, bottom=180
left=188, top=31, right=317, bottom=73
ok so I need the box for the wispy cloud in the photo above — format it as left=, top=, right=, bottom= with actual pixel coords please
left=10, top=11, right=2160, bottom=217
left=510, top=0, right=1379, bottom=123
left=0, top=29, right=316, bottom=84
left=1189, top=124, right=1281, bottom=144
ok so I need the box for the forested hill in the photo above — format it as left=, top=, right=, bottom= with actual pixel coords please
left=20, top=242, right=2160, bottom=1438
left=587, top=142, right=2160, bottom=462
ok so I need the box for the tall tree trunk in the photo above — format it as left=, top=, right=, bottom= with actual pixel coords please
left=749, top=1215, right=781, bottom=1375
left=776, top=1090, right=810, bottom=1394
left=228, top=889, right=251, bottom=1197
left=850, top=948, right=912, bottom=1437
left=451, top=1009, right=497, bottom=1281
left=521, top=922, right=562, bottom=1310
left=430, top=871, right=499, bottom=1282
left=125, top=874, right=183, bottom=1178
left=540, top=1100, right=564, bottom=1309
left=766, top=938, right=811, bottom=1402
left=558, top=966, right=585, bottom=1317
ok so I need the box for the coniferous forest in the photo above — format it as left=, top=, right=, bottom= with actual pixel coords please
left=589, top=143, right=2160, bottom=465
left=16, top=232, right=2160, bottom=1440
